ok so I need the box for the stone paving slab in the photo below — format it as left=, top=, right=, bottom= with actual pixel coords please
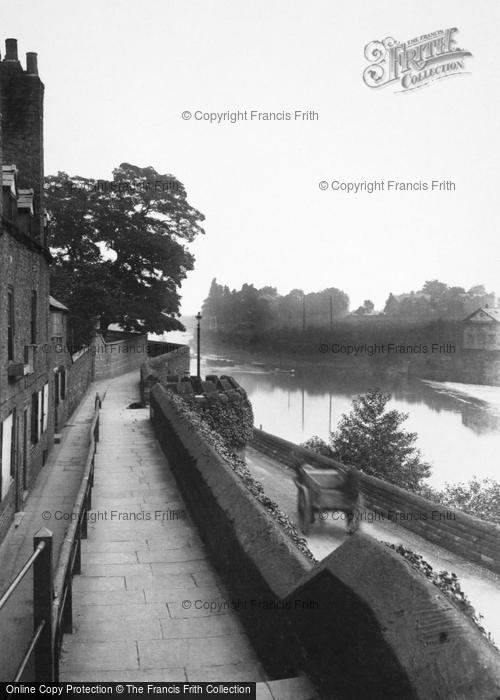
left=138, top=545, right=206, bottom=563
left=124, top=572, right=198, bottom=591
left=72, top=575, right=126, bottom=591
left=145, top=534, right=205, bottom=549
left=143, top=584, right=222, bottom=605
left=61, top=640, right=139, bottom=672
left=137, top=634, right=257, bottom=669
left=160, top=616, right=243, bottom=639
left=66, top=669, right=187, bottom=682
left=73, top=602, right=169, bottom=620
left=80, top=539, right=148, bottom=553
left=185, top=663, right=266, bottom=683
left=81, top=562, right=153, bottom=577
left=150, top=560, right=214, bottom=576
left=71, top=590, right=148, bottom=608
left=74, top=617, right=163, bottom=642
left=84, top=551, right=138, bottom=565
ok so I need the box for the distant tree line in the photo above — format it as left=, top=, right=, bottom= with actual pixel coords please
left=202, top=279, right=349, bottom=335
left=383, top=281, right=495, bottom=319
left=202, top=279, right=495, bottom=343
left=202, top=278, right=496, bottom=355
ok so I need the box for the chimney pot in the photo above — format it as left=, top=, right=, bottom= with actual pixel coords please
left=5, top=38, right=18, bottom=61
left=26, top=52, right=38, bottom=75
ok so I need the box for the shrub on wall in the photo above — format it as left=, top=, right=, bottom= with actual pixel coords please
left=300, top=435, right=334, bottom=458
left=166, top=389, right=315, bottom=562
left=419, top=477, right=500, bottom=526
left=200, top=397, right=254, bottom=448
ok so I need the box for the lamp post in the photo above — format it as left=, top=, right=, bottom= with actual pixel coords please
left=196, top=312, right=202, bottom=379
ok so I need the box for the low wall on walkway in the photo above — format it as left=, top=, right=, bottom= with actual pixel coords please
left=250, top=429, right=500, bottom=576
left=93, top=332, right=149, bottom=380
left=140, top=344, right=190, bottom=404
left=150, top=384, right=500, bottom=699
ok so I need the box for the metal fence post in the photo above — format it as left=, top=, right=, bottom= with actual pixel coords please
left=33, top=528, right=54, bottom=682
left=61, top=570, right=73, bottom=635
left=74, top=536, right=82, bottom=575
left=81, top=496, right=88, bottom=539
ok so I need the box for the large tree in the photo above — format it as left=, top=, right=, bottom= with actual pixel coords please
left=330, top=389, right=431, bottom=491
left=45, top=163, right=205, bottom=344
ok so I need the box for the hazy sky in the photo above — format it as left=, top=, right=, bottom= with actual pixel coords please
left=3, top=1, right=498, bottom=313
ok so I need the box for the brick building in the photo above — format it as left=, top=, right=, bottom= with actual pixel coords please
left=0, top=38, right=63, bottom=541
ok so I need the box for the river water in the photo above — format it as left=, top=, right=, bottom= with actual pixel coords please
left=156, top=332, right=500, bottom=489
left=235, top=369, right=500, bottom=489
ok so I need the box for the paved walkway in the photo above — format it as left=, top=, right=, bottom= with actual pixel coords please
left=0, top=380, right=108, bottom=682
left=61, top=372, right=270, bottom=684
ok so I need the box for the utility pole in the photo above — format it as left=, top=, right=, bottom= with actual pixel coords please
left=330, top=296, right=333, bottom=333
left=301, top=385, right=305, bottom=432
left=302, top=293, right=306, bottom=332
left=196, top=312, right=202, bottom=379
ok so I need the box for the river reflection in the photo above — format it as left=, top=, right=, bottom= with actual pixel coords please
left=198, top=357, right=500, bottom=489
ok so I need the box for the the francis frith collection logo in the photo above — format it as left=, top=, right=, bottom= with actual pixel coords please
left=363, top=28, right=472, bottom=92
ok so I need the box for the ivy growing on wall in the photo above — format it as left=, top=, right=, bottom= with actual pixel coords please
left=166, top=389, right=316, bottom=562
left=200, top=398, right=254, bottom=448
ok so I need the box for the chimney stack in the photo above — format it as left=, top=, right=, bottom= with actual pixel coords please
left=26, top=52, right=38, bottom=75
left=0, top=38, right=44, bottom=241
left=5, top=38, right=18, bottom=61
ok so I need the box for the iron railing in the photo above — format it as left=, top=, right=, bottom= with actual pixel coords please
left=0, top=392, right=101, bottom=686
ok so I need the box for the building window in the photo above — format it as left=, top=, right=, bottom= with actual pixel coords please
left=7, top=288, right=14, bottom=361
left=1, top=412, right=14, bottom=500
left=42, top=384, right=48, bottom=433
left=50, top=311, right=65, bottom=342
left=55, top=373, right=60, bottom=407
left=31, top=291, right=37, bottom=344
left=31, top=392, right=39, bottom=444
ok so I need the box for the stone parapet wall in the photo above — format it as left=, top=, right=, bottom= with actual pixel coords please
left=93, top=333, right=149, bottom=380
left=140, top=344, right=190, bottom=403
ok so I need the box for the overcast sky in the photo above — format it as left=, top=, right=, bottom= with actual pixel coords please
left=3, top=0, right=498, bottom=314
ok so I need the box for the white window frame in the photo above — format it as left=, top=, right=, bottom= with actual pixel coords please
left=1, top=413, right=14, bottom=500
left=42, top=383, right=49, bottom=433
left=38, top=389, right=43, bottom=439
